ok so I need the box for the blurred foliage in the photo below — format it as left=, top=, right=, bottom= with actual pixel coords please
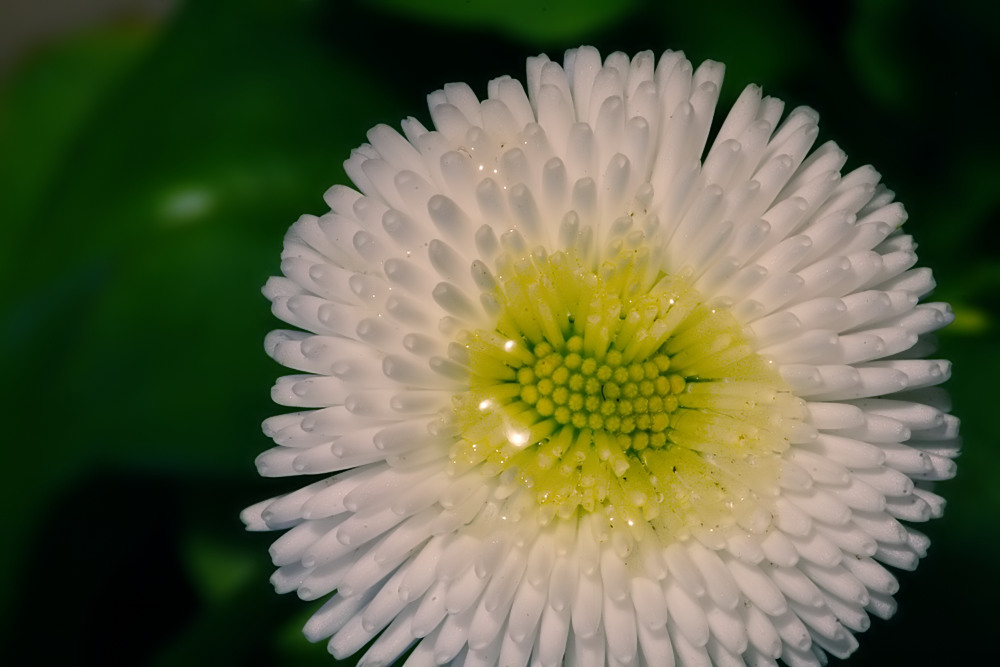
left=0, top=0, right=997, bottom=664
left=368, top=0, right=641, bottom=45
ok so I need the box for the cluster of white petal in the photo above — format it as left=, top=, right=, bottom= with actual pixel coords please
left=243, top=47, right=957, bottom=666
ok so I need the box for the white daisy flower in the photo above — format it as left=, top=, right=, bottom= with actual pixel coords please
left=242, top=46, right=958, bottom=666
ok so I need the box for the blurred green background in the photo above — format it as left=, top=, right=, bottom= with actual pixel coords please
left=1, top=0, right=996, bottom=664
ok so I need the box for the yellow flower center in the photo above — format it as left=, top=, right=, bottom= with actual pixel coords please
left=514, top=336, right=683, bottom=442
left=451, top=245, right=803, bottom=539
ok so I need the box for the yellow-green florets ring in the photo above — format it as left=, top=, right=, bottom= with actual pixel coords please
left=451, top=245, right=805, bottom=541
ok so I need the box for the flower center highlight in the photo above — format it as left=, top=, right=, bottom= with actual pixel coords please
left=451, top=245, right=804, bottom=538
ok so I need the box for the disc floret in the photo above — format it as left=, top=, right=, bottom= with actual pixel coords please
left=453, top=246, right=803, bottom=539
left=516, top=336, right=682, bottom=442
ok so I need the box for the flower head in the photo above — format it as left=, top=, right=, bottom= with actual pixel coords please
left=243, top=47, right=957, bottom=666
